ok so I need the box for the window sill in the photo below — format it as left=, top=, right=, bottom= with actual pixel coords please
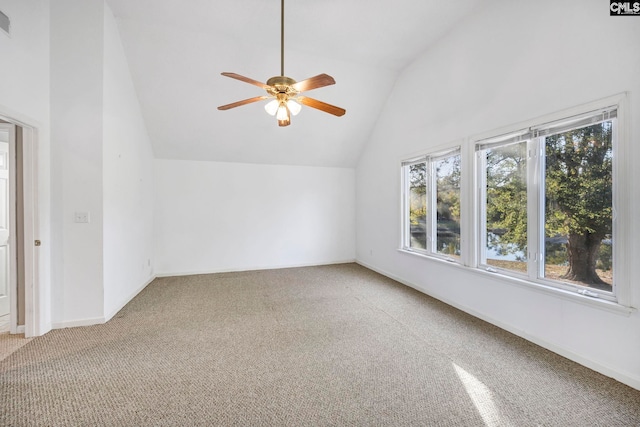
left=398, top=248, right=635, bottom=316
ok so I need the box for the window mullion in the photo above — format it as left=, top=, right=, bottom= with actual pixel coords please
left=401, top=165, right=409, bottom=249
left=459, top=142, right=474, bottom=267
left=527, top=138, right=542, bottom=281
left=611, top=114, right=627, bottom=305
left=427, top=160, right=437, bottom=254
left=477, top=151, right=488, bottom=266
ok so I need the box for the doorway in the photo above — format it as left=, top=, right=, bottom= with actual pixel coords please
left=0, top=121, right=19, bottom=333
left=0, top=115, right=38, bottom=336
left=0, top=122, right=13, bottom=330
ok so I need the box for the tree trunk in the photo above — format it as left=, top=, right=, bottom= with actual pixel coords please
left=562, top=232, right=609, bottom=290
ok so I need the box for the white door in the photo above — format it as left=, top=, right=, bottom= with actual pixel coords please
left=0, top=123, right=15, bottom=318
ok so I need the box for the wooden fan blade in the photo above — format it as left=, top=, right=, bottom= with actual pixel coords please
left=218, top=96, right=269, bottom=110
left=221, top=72, right=270, bottom=90
left=292, top=74, right=336, bottom=93
left=298, top=96, right=346, bottom=117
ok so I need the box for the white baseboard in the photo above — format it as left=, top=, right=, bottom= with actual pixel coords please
left=356, top=259, right=640, bottom=392
left=52, top=316, right=106, bottom=329
left=104, top=274, right=157, bottom=322
left=155, top=259, right=357, bottom=278
left=52, top=274, right=157, bottom=330
left=28, top=321, right=52, bottom=338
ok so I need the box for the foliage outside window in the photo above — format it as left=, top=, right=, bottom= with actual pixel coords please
left=477, top=109, right=616, bottom=296
left=482, top=141, right=528, bottom=274
left=407, top=162, right=427, bottom=250
left=434, top=153, right=461, bottom=258
left=543, top=120, right=613, bottom=290
left=403, top=149, right=461, bottom=260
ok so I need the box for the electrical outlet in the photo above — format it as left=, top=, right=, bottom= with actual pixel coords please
left=74, top=212, right=90, bottom=223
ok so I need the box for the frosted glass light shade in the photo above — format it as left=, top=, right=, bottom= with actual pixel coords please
left=264, top=99, right=279, bottom=115
left=276, top=104, right=289, bottom=121
left=287, top=99, right=302, bottom=116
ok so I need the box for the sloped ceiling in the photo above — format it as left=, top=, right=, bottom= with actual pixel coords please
left=106, top=0, right=484, bottom=167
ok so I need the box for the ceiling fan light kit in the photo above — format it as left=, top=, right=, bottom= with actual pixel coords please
left=218, top=0, right=345, bottom=127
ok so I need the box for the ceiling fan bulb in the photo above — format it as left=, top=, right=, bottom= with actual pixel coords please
left=287, top=99, right=301, bottom=116
left=276, top=103, right=290, bottom=121
left=265, top=99, right=279, bottom=116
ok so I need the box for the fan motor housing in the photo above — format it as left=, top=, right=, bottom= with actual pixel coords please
left=266, top=76, right=298, bottom=96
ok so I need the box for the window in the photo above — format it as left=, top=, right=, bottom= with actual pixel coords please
left=405, top=161, right=427, bottom=251
left=479, top=138, right=528, bottom=275
left=400, top=97, right=627, bottom=305
left=540, top=116, right=614, bottom=291
left=402, top=148, right=461, bottom=260
left=477, top=108, right=617, bottom=298
left=434, top=152, right=461, bottom=259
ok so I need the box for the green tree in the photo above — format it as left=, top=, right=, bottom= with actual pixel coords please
left=485, top=123, right=613, bottom=289
left=409, top=163, right=426, bottom=226
left=486, top=142, right=528, bottom=257
left=436, top=155, right=461, bottom=255
left=436, top=155, right=461, bottom=223
left=545, top=122, right=612, bottom=288
left=409, top=163, right=427, bottom=249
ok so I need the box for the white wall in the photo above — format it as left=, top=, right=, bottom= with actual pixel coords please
left=0, top=1, right=49, bottom=122
left=49, top=0, right=155, bottom=327
left=155, top=160, right=355, bottom=275
left=50, top=0, right=105, bottom=325
left=102, top=3, right=154, bottom=319
left=356, top=0, right=640, bottom=389
left=0, top=0, right=52, bottom=335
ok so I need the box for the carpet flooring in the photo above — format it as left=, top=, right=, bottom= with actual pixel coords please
left=1, top=263, right=639, bottom=426
left=0, top=333, right=31, bottom=363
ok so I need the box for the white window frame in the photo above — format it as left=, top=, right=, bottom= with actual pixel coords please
left=475, top=132, right=531, bottom=280
left=401, top=156, right=427, bottom=254
left=401, top=147, right=462, bottom=263
left=473, top=95, right=628, bottom=305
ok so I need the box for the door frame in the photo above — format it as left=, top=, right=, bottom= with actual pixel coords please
left=0, top=123, right=16, bottom=327
left=0, top=110, right=40, bottom=337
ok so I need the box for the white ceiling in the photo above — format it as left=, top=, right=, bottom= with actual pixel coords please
left=106, top=0, right=485, bottom=167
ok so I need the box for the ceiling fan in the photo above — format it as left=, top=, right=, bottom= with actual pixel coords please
left=217, top=0, right=346, bottom=127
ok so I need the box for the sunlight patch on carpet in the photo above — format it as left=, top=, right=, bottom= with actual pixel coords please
left=453, top=362, right=512, bottom=427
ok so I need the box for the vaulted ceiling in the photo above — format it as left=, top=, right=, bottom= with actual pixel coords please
left=106, top=0, right=485, bottom=167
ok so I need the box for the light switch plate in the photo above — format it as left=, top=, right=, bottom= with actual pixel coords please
left=74, top=212, right=90, bottom=223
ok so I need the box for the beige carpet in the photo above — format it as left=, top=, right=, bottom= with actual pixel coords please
left=0, top=333, right=32, bottom=362
left=1, top=263, right=639, bottom=426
